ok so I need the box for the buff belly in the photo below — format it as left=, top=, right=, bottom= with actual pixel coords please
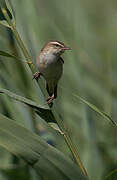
left=38, top=55, right=63, bottom=95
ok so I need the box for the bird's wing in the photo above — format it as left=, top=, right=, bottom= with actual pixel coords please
left=59, top=57, right=64, bottom=64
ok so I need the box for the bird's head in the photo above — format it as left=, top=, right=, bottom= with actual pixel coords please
left=41, top=40, right=71, bottom=56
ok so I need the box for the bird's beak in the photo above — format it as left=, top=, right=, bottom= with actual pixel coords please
left=62, top=47, right=72, bottom=50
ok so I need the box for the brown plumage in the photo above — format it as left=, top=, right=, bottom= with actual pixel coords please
left=33, top=40, right=71, bottom=104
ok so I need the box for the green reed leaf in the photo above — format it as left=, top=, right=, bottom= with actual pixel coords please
left=73, top=93, right=117, bottom=126
left=0, top=113, right=88, bottom=180
left=0, top=88, right=56, bottom=123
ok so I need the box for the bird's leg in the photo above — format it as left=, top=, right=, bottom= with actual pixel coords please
left=33, top=72, right=42, bottom=80
left=46, top=94, right=55, bottom=104
left=54, top=84, right=57, bottom=99
left=46, top=84, right=57, bottom=104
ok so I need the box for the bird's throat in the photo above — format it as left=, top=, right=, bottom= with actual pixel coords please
left=40, top=53, right=59, bottom=65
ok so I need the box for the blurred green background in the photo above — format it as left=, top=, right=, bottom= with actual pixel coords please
left=0, top=0, right=117, bottom=179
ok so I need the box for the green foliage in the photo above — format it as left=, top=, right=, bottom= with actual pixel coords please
left=0, top=0, right=117, bottom=180
left=0, top=50, right=21, bottom=60
left=0, top=113, right=87, bottom=180
left=0, top=87, right=56, bottom=123
left=72, top=93, right=117, bottom=126
left=0, top=0, right=15, bottom=27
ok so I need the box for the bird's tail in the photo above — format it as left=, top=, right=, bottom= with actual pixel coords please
left=46, top=80, right=57, bottom=98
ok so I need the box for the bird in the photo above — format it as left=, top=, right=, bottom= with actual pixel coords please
left=33, top=40, right=71, bottom=104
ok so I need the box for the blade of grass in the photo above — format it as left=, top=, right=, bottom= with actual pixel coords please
left=5, top=0, right=15, bottom=25
left=0, top=50, right=25, bottom=63
left=73, top=93, right=117, bottom=126
left=0, top=50, right=18, bottom=59
left=0, top=20, right=10, bottom=27
left=0, top=0, right=14, bottom=27
left=0, top=113, right=88, bottom=180
left=104, top=169, right=117, bottom=180
left=0, top=87, right=56, bottom=123
left=59, top=85, right=117, bottom=126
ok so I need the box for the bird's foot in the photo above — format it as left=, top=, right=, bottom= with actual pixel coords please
left=33, top=72, right=42, bottom=80
left=46, top=95, right=54, bottom=105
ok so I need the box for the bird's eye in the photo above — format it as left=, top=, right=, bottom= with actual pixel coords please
left=55, top=44, right=60, bottom=47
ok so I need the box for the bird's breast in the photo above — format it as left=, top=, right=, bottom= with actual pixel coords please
left=37, top=53, right=63, bottom=81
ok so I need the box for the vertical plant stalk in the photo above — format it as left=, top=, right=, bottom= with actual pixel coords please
left=2, top=8, right=88, bottom=178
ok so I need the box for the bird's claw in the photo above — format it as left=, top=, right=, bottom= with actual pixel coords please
left=46, top=95, right=54, bottom=105
left=33, top=72, right=42, bottom=80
